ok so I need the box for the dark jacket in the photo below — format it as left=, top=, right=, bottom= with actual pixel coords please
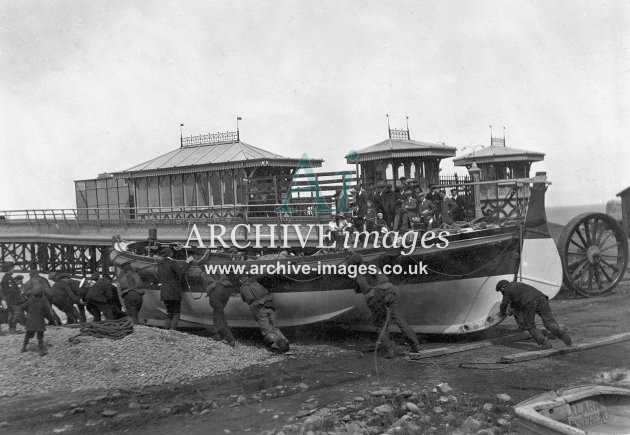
left=119, top=270, right=145, bottom=302
left=1, top=273, right=23, bottom=305
left=63, top=278, right=83, bottom=300
left=22, top=276, right=51, bottom=298
left=239, top=277, right=272, bottom=307
left=157, top=257, right=189, bottom=301
left=499, top=282, right=546, bottom=316
left=453, top=195, right=467, bottom=221
left=47, top=280, right=80, bottom=304
left=351, top=267, right=394, bottom=309
left=20, top=295, right=55, bottom=332
left=86, top=278, right=114, bottom=304
left=119, top=270, right=143, bottom=294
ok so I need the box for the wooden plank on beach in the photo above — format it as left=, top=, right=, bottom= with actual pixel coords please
left=407, top=331, right=531, bottom=360
left=500, top=331, right=630, bottom=364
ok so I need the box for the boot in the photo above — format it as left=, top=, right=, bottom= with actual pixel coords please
left=546, top=322, right=572, bottom=346
left=539, top=340, right=553, bottom=350
left=38, top=336, right=47, bottom=356
left=406, top=334, right=421, bottom=353
left=164, top=318, right=171, bottom=330
left=379, top=333, right=396, bottom=359
left=528, top=328, right=548, bottom=346
left=21, top=336, right=30, bottom=353
left=171, top=314, right=180, bottom=330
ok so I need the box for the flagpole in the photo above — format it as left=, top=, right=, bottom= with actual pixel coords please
left=387, top=114, right=396, bottom=189
left=180, top=123, right=184, bottom=148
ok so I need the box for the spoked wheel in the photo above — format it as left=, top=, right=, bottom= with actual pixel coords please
left=557, top=212, right=628, bottom=297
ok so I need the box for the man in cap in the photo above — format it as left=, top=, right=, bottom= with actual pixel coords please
left=14, top=275, right=24, bottom=289
left=157, top=247, right=193, bottom=330
left=372, top=182, right=386, bottom=215
left=118, top=261, right=145, bottom=324
left=1, top=262, right=26, bottom=333
left=238, top=275, right=289, bottom=353
left=439, top=190, right=458, bottom=225
left=346, top=253, right=421, bottom=358
left=496, top=280, right=572, bottom=349
left=201, top=271, right=236, bottom=347
left=450, top=188, right=466, bottom=222
left=352, top=185, right=368, bottom=232
left=23, top=270, right=61, bottom=326
left=425, top=184, right=442, bottom=226
left=46, top=272, right=81, bottom=324
left=86, top=273, right=115, bottom=321
left=328, top=213, right=352, bottom=247
left=83, top=272, right=101, bottom=320
left=400, top=191, right=419, bottom=231
left=20, top=288, right=57, bottom=356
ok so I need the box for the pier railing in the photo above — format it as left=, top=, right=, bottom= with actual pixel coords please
left=0, top=176, right=544, bottom=227
left=0, top=203, right=334, bottom=226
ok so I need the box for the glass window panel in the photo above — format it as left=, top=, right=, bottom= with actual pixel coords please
left=118, top=184, right=130, bottom=208
left=236, top=170, right=247, bottom=204
left=75, top=181, right=86, bottom=191
left=171, top=175, right=184, bottom=206
left=196, top=173, right=209, bottom=207
left=223, top=171, right=234, bottom=204
left=76, top=190, right=88, bottom=220
left=85, top=180, right=96, bottom=191
left=86, top=189, right=97, bottom=207
left=184, top=174, right=196, bottom=207
left=107, top=187, right=118, bottom=205
left=136, top=179, right=148, bottom=208
left=209, top=173, right=221, bottom=206
left=159, top=176, right=172, bottom=208
left=96, top=185, right=108, bottom=208
left=147, top=178, right=159, bottom=208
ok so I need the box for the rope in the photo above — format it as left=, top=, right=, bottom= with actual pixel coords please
left=68, top=317, right=133, bottom=341
left=374, top=307, right=391, bottom=380
left=423, top=236, right=517, bottom=278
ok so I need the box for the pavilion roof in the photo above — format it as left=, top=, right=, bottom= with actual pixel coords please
left=347, top=138, right=456, bottom=163
left=453, top=145, right=545, bottom=166
left=114, top=139, right=321, bottom=178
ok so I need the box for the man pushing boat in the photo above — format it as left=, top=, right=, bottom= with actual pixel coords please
left=345, top=253, right=421, bottom=358
left=496, top=280, right=572, bottom=349
left=238, top=274, right=290, bottom=354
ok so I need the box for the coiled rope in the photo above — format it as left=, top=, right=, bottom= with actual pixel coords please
left=68, top=317, right=134, bottom=342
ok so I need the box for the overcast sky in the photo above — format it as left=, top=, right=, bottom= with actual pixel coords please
left=1, top=0, right=628, bottom=209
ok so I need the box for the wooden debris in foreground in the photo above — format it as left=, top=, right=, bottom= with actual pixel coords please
left=407, top=331, right=531, bottom=360
left=500, top=331, right=630, bottom=364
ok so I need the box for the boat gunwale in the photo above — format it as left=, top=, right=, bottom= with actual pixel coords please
left=112, top=228, right=519, bottom=266
left=514, top=385, right=630, bottom=435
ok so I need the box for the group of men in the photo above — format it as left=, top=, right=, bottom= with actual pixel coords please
left=2, top=242, right=572, bottom=358
left=345, top=180, right=468, bottom=234
left=157, top=247, right=289, bottom=353
left=0, top=262, right=140, bottom=333
left=0, top=261, right=144, bottom=356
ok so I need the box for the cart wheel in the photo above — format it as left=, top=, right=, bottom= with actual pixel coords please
left=557, top=213, right=628, bottom=297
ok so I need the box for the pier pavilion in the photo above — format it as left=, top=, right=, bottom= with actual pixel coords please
left=347, top=125, right=456, bottom=191
left=452, top=136, right=544, bottom=181
left=453, top=135, right=545, bottom=218
left=74, top=130, right=323, bottom=220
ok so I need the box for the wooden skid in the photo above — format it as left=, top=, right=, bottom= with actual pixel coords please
left=500, top=332, right=630, bottom=364
left=407, top=331, right=531, bottom=360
